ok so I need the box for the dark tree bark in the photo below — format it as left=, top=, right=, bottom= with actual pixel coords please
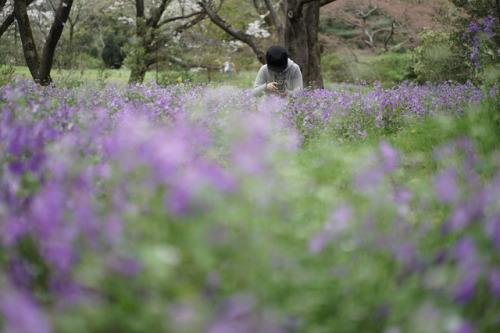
left=128, top=0, right=206, bottom=84
left=1, top=0, right=35, bottom=38
left=12, top=0, right=73, bottom=86
left=14, top=0, right=41, bottom=79
left=284, top=0, right=336, bottom=89
left=0, top=0, right=7, bottom=14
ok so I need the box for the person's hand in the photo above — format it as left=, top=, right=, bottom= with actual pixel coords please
left=266, top=82, right=288, bottom=96
left=277, top=86, right=288, bottom=97
left=266, top=82, right=279, bottom=93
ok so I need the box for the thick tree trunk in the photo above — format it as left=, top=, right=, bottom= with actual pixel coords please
left=38, top=0, right=73, bottom=85
left=284, top=0, right=323, bottom=88
left=14, top=0, right=40, bottom=79
left=129, top=67, right=147, bottom=84
left=13, top=0, right=72, bottom=86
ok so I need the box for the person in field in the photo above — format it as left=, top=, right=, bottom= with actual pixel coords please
left=252, top=45, right=303, bottom=97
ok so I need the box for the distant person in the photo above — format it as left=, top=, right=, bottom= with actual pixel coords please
left=252, top=45, right=303, bottom=97
left=223, top=59, right=235, bottom=75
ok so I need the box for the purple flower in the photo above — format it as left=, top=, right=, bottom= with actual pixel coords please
left=354, top=167, right=384, bottom=190
left=393, top=186, right=412, bottom=204
left=308, top=232, right=329, bottom=254
left=309, top=204, right=353, bottom=254
left=489, top=268, right=500, bottom=297
left=453, top=237, right=481, bottom=302
left=207, top=294, right=285, bottom=333
left=485, top=213, right=500, bottom=249
left=447, top=205, right=470, bottom=232
left=454, top=236, right=476, bottom=261
left=0, top=287, right=52, bottom=333
left=454, top=321, right=476, bottom=333
left=379, top=141, right=399, bottom=172
left=107, top=256, right=142, bottom=276
left=454, top=269, right=479, bottom=303
left=434, top=167, right=459, bottom=203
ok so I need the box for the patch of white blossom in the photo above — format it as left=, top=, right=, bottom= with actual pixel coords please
left=246, top=20, right=270, bottom=38
left=117, top=16, right=135, bottom=25
left=222, top=40, right=244, bottom=53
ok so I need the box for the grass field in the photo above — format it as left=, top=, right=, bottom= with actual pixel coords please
left=3, top=65, right=262, bottom=89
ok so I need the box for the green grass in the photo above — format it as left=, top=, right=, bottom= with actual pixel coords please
left=3, top=65, right=259, bottom=88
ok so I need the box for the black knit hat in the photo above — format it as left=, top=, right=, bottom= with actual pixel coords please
left=266, top=46, right=288, bottom=72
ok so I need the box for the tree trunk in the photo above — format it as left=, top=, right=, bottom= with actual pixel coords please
left=129, top=67, right=147, bottom=84
left=127, top=0, right=205, bottom=84
left=38, top=0, right=73, bottom=85
left=13, top=0, right=72, bottom=86
left=284, top=0, right=323, bottom=88
left=14, top=0, right=40, bottom=79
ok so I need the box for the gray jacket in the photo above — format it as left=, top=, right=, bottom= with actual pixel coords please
left=252, top=59, right=303, bottom=97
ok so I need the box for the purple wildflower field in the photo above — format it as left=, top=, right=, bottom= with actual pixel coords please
left=0, top=79, right=499, bottom=332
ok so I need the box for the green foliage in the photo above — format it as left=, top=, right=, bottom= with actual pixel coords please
left=321, top=52, right=373, bottom=82
left=372, top=50, right=414, bottom=83
left=319, top=18, right=357, bottom=38
left=157, top=68, right=195, bottom=87
left=466, top=92, right=500, bottom=155
left=322, top=51, right=413, bottom=85
left=122, top=41, right=148, bottom=75
left=0, top=66, right=16, bottom=87
left=412, top=28, right=473, bottom=83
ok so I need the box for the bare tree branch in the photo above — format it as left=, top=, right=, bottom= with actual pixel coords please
left=0, top=0, right=35, bottom=38
left=355, top=4, right=378, bottom=19
left=0, top=13, right=14, bottom=38
left=147, top=0, right=172, bottom=28
left=173, top=11, right=206, bottom=33
left=159, top=9, right=205, bottom=27
left=336, top=41, right=370, bottom=64
left=320, top=0, right=337, bottom=6
left=197, top=0, right=266, bottom=63
left=263, top=0, right=284, bottom=45
left=384, top=19, right=395, bottom=51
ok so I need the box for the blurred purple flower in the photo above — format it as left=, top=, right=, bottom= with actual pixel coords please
left=107, top=256, right=142, bottom=276
left=454, top=269, right=479, bottom=303
left=486, top=213, right=500, bottom=249
left=30, top=182, right=64, bottom=238
left=489, top=268, right=500, bottom=297
left=454, top=237, right=476, bottom=261
left=308, top=232, right=329, bottom=254
left=434, top=168, right=459, bottom=203
left=454, top=321, right=475, bottom=333
left=354, top=167, right=384, bottom=190
left=2, top=217, right=27, bottom=247
left=207, top=294, right=284, bottom=333
left=379, top=141, right=399, bottom=172
left=309, top=204, right=353, bottom=254
left=165, top=185, right=191, bottom=215
left=445, top=205, right=470, bottom=232
left=393, top=186, right=412, bottom=204
left=392, top=242, right=420, bottom=271
left=42, top=244, right=76, bottom=273
left=0, top=287, right=52, bottom=333
left=453, top=237, right=481, bottom=303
